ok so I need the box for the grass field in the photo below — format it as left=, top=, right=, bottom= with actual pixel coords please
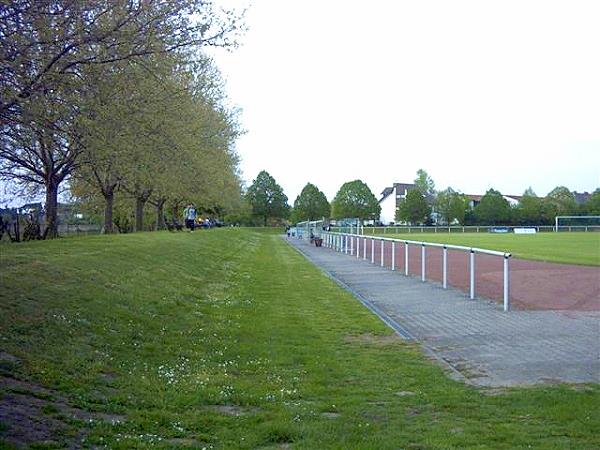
left=371, top=232, right=600, bottom=266
left=1, top=230, right=598, bottom=448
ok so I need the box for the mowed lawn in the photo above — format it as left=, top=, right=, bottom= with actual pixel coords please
left=375, top=232, right=600, bottom=266
left=0, top=230, right=598, bottom=449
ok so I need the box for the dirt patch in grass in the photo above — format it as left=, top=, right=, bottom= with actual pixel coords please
left=0, top=371, right=125, bottom=448
left=343, top=333, right=403, bottom=346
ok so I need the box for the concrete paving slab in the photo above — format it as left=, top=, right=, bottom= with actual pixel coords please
left=286, top=237, right=600, bottom=387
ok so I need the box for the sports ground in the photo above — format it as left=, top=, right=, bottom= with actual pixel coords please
left=361, top=231, right=600, bottom=311
left=0, top=230, right=599, bottom=448
left=375, top=231, right=600, bottom=266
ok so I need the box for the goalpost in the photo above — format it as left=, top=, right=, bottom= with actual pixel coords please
left=554, top=216, right=600, bottom=232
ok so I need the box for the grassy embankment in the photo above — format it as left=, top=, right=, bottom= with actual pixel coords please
left=0, top=229, right=598, bottom=448
left=374, top=232, right=600, bottom=266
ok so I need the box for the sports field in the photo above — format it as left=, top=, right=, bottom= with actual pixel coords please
left=1, top=230, right=599, bottom=448
left=378, top=232, right=600, bottom=266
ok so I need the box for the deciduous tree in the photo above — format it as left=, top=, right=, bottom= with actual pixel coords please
left=331, top=180, right=380, bottom=221
left=474, top=189, right=511, bottom=225
left=545, top=186, right=577, bottom=216
left=291, top=183, right=330, bottom=223
left=246, top=171, right=289, bottom=226
left=396, top=189, right=431, bottom=225
left=414, top=169, right=436, bottom=198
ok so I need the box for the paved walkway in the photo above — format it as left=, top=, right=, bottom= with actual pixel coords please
left=286, top=237, right=600, bottom=387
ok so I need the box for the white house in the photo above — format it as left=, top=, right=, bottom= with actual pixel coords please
left=380, top=185, right=524, bottom=225
left=378, top=183, right=417, bottom=225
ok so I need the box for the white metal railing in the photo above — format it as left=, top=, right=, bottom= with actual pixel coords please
left=323, top=232, right=512, bottom=312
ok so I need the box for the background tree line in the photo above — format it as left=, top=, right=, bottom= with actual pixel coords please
left=242, top=171, right=381, bottom=226
left=394, top=169, right=600, bottom=227
left=1, top=0, right=245, bottom=237
left=243, top=167, right=599, bottom=228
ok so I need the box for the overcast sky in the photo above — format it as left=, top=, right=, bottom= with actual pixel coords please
left=211, top=0, right=599, bottom=203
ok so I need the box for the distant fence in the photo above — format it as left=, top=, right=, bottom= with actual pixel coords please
left=332, top=225, right=600, bottom=235
left=322, top=231, right=512, bottom=312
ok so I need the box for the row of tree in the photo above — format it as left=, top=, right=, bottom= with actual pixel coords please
left=243, top=169, right=599, bottom=227
left=239, top=171, right=380, bottom=226
left=1, top=1, right=245, bottom=237
left=395, top=170, right=600, bottom=226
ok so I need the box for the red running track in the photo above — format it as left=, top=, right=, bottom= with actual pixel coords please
left=341, top=236, right=600, bottom=311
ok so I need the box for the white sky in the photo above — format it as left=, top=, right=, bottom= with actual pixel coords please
left=210, top=0, right=600, bottom=203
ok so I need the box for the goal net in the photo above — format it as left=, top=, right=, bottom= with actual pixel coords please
left=554, top=216, right=600, bottom=232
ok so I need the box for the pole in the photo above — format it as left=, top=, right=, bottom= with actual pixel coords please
left=363, top=237, right=367, bottom=260
left=381, top=239, right=385, bottom=267
left=503, top=255, right=510, bottom=312
left=371, top=238, right=375, bottom=264
left=421, top=244, right=426, bottom=282
left=357, top=236, right=360, bottom=259
left=443, top=246, right=447, bottom=289
left=404, top=242, right=409, bottom=276
left=470, top=250, right=475, bottom=299
left=392, top=241, right=396, bottom=271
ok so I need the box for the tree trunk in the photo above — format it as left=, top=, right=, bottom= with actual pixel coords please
left=135, top=196, right=147, bottom=232
left=155, top=200, right=166, bottom=231
left=44, top=177, right=59, bottom=239
left=263, top=215, right=268, bottom=227
left=102, top=190, right=115, bottom=234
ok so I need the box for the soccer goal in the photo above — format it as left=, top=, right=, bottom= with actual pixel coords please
left=554, top=216, right=600, bottom=232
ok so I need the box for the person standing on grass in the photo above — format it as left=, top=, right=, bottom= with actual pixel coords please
left=183, top=203, right=197, bottom=232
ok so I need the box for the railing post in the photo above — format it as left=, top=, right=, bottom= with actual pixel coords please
left=356, top=236, right=360, bottom=259
left=391, top=241, right=396, bottom=271
left=345, top=235, right=348, bottom=254
left=404, top=242, right=409, bottom=276
left=504, top=255, right=510, bottom=312
left=421, top=244, right=426, bottom=282
left=363, top=237, right=367, bottom=260
left=469, top=250, right=475, bottom=299
left=350, top=234, right=354, bottom=255
left=371, top=238, right=375, bottom=264
left=381, top=239, right=385, bottom=267
left=443, top=245, right=448, bottom=289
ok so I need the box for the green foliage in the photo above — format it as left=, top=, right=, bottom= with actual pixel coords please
left=414, top=169, right=436, bottom=197
left=474, top=189, right=511, bottom=225
left=71, top=52, right=243, bottom=233
left=395, top=189, right=431, bottom=225
left=435, top=188, right=468, bottom=225
left=331, top=180, right=380, bottom=221
left=514, top=188, right=543, bottom=225
left=586, top=189, right=600, bottom=215
left=246, top=171, right=290, bottom=226
left=290, top=183, right=330, bottom=223
left=0, top=1, right=245, bottom=238
left=545, top=186, right=577, bottom=215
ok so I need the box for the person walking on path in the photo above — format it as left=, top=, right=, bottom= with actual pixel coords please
left=183, top=203, right=197, bottom=232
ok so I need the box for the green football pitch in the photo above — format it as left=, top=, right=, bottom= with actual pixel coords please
left=377, top=232, right=600, bottom=266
